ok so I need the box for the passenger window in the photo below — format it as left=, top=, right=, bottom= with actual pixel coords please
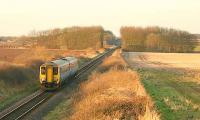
left=41, top=67, right=46, bottom=75
left=53, top=67, right=58, bottom=75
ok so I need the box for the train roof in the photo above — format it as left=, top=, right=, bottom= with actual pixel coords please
left=60, top=56, right=77, bottom=61
left=41, top=56, right=77, bottom=67
left=52, top=59, right=68, bottom=66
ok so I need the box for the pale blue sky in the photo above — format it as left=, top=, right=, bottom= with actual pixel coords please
left=0, top=0, right=200, bottom=36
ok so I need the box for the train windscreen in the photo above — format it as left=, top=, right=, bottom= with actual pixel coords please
left=41, top=67, right=46, bottom=75
left=53, top=67, right=58, bottom=75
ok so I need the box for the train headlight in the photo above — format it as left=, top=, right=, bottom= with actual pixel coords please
left=41, top=78, right=46, bottom=82
left=54, top=78, right=59, bottom=83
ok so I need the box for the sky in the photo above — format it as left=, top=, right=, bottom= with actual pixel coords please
left=0, top=0, right=200, bottom=36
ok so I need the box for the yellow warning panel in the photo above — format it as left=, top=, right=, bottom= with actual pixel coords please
left=47, top=66, right=53, bottom=82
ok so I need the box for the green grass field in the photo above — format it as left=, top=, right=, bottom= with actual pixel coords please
left=138, top=68, right=200, bottom=120
left=0, top=63, right=40, bottom=111
left=0, top=83, right=39, bottom=111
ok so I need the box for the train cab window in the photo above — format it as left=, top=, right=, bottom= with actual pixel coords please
left=53, top=67, right=58, bottom=75
left=41, top=67, right=46, bottom=75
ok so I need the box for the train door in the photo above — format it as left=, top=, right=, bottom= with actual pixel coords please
left=47, top=66, right=53, bottom=83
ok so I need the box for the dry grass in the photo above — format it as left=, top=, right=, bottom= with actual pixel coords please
left=68, top=50, right=159, bottom=120
left=0, top=48, right=96, bottom=109
left=0, top=48, right=56, bottom=95
left=0, top=60, right=41, bottom=104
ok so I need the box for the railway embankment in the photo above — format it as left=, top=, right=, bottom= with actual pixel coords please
left=0, top=47, right=112, bottom=120
left=0, top=48, right=93, bottom=112
left=44, top=50, right=159, bottom=120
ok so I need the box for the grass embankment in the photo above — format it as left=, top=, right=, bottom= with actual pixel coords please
left=0, top=48, right=89, bottom=111
left=0, top=49, right=51, bottom=110
left=0, top=62, right=40, bottom=111
left=44, top=50, right=159, bottom=120
left=138, top=68, right=200, bottom=120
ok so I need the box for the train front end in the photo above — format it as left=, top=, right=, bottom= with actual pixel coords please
left=39, top=63, right=60, bottom=90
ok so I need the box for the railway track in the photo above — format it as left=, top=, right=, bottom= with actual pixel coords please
left=0, top=91, right=52, bottom=120
left=0, top=47, right=117, bottom=120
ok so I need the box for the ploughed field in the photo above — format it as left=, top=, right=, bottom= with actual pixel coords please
left=124, top=52, right=200, bottom=70
left=123, top=52, right=200, bottom=120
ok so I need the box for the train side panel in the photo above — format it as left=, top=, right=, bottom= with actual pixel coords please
left=60, top=63, right=70, bottom=84
left=69, top=58, right=79, bottom=76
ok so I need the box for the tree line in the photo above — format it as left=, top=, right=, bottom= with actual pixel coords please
left=120, top=26, right=197, bottom=52
left=27, top=26, right=106, bottom=50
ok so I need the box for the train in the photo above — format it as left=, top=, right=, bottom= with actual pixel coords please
left=39, top=56, right=79, bottom=90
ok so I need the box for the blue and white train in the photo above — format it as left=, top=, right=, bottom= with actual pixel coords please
left=39, top=57, right=78, bottom=90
